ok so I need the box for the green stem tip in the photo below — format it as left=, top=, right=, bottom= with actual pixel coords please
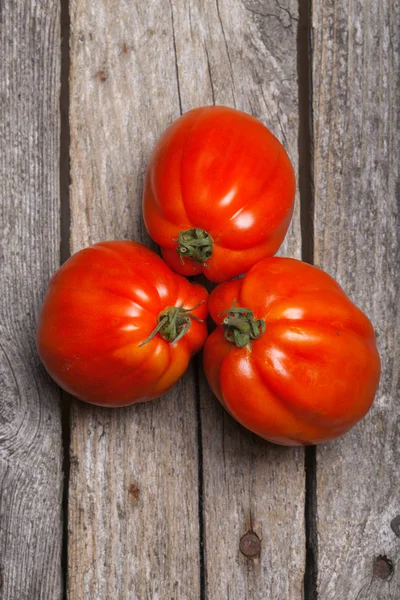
left=175, top=228, right=213, bottom=266
left=221, top=305, right=265, bottom=348
left=139, top=301, right=204, bottom=347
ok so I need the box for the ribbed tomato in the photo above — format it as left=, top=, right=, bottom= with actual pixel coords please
left=143, top=106, right=295, bottom=283
left=37, top=241, right=208, bottom=407
left=204, top=258, right=380, bottom=445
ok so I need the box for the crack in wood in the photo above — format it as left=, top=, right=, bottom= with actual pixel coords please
left=60, top=1, right=71, bottom=599
left=297, top=0, right=318, bottom=598
left=168, top=0, right=183, bottom=115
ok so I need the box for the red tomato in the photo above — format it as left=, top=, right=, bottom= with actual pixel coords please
left=143, top=106, right=295, bottom=283
left=37, top=241, right=208, bottom=407
left=204, top=258, right=380, bottom=445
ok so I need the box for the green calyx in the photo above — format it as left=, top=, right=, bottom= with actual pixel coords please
left=175, top=228, right=213, bottom=266
left=221, top=305, right=266, bottom=348
left=139, top=302, right=204, bottom=347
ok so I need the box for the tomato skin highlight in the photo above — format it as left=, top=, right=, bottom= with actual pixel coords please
left=37, top=241, right=208, bottom=407
left=143, top=105, right=295, bottom=283
left=204, top=257, right=381, bottom=446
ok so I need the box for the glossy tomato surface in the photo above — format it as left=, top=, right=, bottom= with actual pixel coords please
left=37, top=241, right=208, bottom=407
left=143, top=106, right=295, bottom=283
left=204, top=258, right=380, bottom=445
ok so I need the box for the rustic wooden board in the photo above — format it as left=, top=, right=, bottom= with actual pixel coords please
left=68, top=0, right=305, bottom=598
left=187, top=0, right=306, bottom=597
left=312, top=0, right=400, bottom=598
left=68, top=2, right=201, bottom=598
left=0, top=2, right=63, bottom=599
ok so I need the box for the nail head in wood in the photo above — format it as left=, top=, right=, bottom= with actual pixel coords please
left=373, top=555, right=393, bottom=579
left=239, top=531, right=261, bottom=558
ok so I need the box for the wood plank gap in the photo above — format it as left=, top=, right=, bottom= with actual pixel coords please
left=194, top=354, right=206, bottom=600
left=297, top=1, right=318, bottom=598
left=60, top=394, right=71, bottom=600
left=304, top=447, right=318, bottom=600
left=297, top=0, right=315, bottom=267
left=60, top=1, right=71, bottom=598
left=60, top=0, right=71, bottom=266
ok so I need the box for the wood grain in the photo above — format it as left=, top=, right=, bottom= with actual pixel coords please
left=185, top=0, right=306, bottom=597
left=312, top=0, right=400, bottom=598
left=68, top=0, right=305, bottom=598
left=68, top=2, right=200, bottom=598
left=0, top=2, right=63, bottom=599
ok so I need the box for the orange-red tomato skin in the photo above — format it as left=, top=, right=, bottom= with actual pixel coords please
left=37, top=241, right=208, bottom=407
left=204, top=257, right=381, bottom=446
left=143, top=106, right=295, bottom=283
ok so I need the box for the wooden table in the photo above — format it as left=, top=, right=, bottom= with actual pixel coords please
left=1, top=1, right=399, bottom=598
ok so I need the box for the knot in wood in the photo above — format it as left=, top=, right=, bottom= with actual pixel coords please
left=128, top=482, right=140, bottom=503
left=239, top=530, right=261, bottom=558
left=373, top=555, right=393, bottom=579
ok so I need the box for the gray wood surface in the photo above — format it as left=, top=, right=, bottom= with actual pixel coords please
left=68, top=2, right=201, bottom=598
left=193, top=1, right=306, bottom=597
left=0, top=2, right=63, bottom=600
left=68, top=0, right=305, bottom=598
left=312, top=0, right=400, bottom=598
left=3, top=0, right=399, bottom=598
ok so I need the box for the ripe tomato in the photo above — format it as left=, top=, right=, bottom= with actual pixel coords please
left=37, top=241, right=208, bottom=407
left=204, top=258, right=380, bottom=445
left=143, top=106, right=295, bottom=283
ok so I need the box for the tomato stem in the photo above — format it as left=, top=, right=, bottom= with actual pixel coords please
left=139, top=301, right=204, bottom=346
left=221, top=306, right=265, bottom=348
left=175, top=228, right=213, bottom=266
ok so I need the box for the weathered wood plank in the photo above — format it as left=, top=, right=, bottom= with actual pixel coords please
left=312, top=0, right=400, bottom=597
left=0, top=2, right=63, bottom=599
left=178, top=0, right=306, bottom=597
left=68, top=2, right=201, bottom=598
left=69, top=1, right=305, bottom=598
